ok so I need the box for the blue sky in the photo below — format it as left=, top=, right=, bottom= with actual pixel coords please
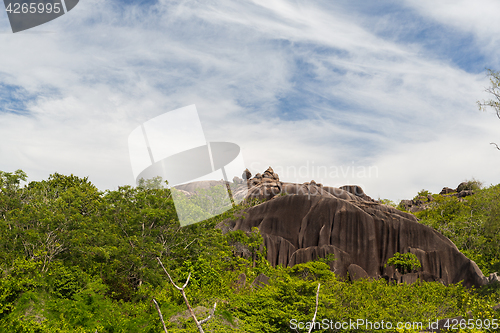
left=1, top=0, right=500, bottom=201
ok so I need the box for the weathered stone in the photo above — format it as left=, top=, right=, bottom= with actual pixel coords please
left=340, top=185, right=365, bottom=197
left=456, top=182, right=469, bottom=192
left=289, top=244, right=351, bottom=278
left=234, top=273, right=246, bottom=289
left=347, top=264, right=369, bottom=281
left=263, top=167, right=279, bottom=181
left=170, top=306, right=210, bottom=326
left=242, top=168, right=252, bottom=180
left=488, top=272, right=500, bottom=284
left=400, top=199, right=413, bottom=211
left=401, top=272, right=419, bottom=284
left=251, top=273, right=270, bottom=289
left=232, top=176, right=243, bottom=185
left=175, top=180, right=226, bottom=193
left=218, top=168, right=488, bottom=288
left=439, top=187, right=455, bottom=195
left=458, top=190, right=474, bottom=198
left=217, top=168, right=488, bottom=288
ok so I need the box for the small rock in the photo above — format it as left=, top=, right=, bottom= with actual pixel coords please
left=439, top=187, right=455, bottom=195
left=242, top=169, right=252, bottom=180
left=234, top=273, right=246, bottom=289
left=251, top=273, right=270, bottom=289
left=458, top=190, right=474, bottom=198
left=488, top=272, right=500, bottom=284
left=456, top=182, right=469, bottom=192
left=348, top=264, right=369, bottom=281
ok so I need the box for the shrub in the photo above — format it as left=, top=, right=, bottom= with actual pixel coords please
left=457, top=178, right=483, bottom=192
left=385, top=252, right=421, bottom=274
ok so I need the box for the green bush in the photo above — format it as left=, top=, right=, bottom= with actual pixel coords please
left=415, top=184, right=500, bottom=275
left=1, top=170, right=499, bottom=332
left=457, top=178, right=483, bottom=192
left=385, top=252, right=421, bottom=274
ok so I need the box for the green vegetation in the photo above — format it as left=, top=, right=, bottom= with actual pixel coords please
left=457, top=179, right=483, bottom=192
left=378, top=198, right=397, bottom=207
left=478, top=68, right=500, bottom=119
left=0, top=170, right=499, bottom=332
left=414, top=189, right=432, bottom=200
left=405, top=181, right=500, bottom=276
left=385, top=252, right=422, bottom=274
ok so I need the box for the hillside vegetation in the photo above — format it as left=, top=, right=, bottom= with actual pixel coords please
left=399, top=181, right=500, bottom=276
left=0, top=170, right=499, bottom=332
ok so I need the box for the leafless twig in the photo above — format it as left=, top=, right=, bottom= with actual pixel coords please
left=156, top=257, right=216, bottom=333
left=308, top=283, right=321, bottom=333
left=152, top=299, right=169, bottom=333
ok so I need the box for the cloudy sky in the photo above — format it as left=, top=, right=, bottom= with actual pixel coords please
left=1, top=0, right=500, bottom=202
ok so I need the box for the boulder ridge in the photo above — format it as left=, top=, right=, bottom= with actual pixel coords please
left=217, top=167, right=488, bottom=288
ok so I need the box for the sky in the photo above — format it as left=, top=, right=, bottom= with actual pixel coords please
left=1, top=0, right=500, bottom=202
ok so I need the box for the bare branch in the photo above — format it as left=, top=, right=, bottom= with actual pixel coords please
left=308, top=283, right=321, bottom=333
left=479, top=69, right=500, bottom=146
left=491, top=143, right=500, bottom=150
left=152, top=299, right=169, bottom=333
left=199, top=302, right=217, bottom=325
left=156, top=257, right=191, bottom=290
left=156, top=257, right=216, bottom=333
left=184, top=238, right=198, bottom=250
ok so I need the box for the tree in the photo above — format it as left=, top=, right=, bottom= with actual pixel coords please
left=477, top=68, right=500, bottom=150
left=137, top=176, right=166, bottom=190
left=0, top=169, right=27, bottom=191
left=385, top=252, right=421, bottom=274
left=156, top=257, right=216, bottom=333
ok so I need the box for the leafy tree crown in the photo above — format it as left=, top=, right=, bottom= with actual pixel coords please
left=385, top=252, right=421, bottom=274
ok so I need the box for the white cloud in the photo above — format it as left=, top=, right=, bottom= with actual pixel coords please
left=0, top=0, right=498, bottom=201
left=402, top=0, right=500, bottom=63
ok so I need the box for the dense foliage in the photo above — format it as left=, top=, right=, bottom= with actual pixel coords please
left=0, top=170, right=499, bottom=332
left=385, top=252, right=421, bottom=274
left=404, top=182, right=500, bottom=276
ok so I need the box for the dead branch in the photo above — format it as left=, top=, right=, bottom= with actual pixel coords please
left=156, top=257, right=216, bottom=333
left=308, top=283, right=321, bottom=333
left=199, top=302, right=217, bottom=325
left=152, top=298, right=169, bottom=333
left=491, top=143, right=500, bottom=150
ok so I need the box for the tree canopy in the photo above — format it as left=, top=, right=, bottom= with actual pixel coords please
left=0, top=170, right=499, bottom=332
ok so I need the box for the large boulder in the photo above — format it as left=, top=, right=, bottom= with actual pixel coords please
left=218, top=169, right=488, bottom=288
left=347, top=264, right=369, bottom=281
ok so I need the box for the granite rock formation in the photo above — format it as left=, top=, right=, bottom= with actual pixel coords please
left=439, top=182, right=476, bottom=199
left=398, top=182, right=476, bottom=213
left=217, top=167, right=489, bottom=288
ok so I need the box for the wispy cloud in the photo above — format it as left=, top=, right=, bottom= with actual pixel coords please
left=0, top=0, right=498, bottom=200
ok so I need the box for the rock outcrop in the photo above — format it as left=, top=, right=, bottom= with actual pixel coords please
left=439, top=182, right=476, bottom=199
left=399, top=181, right=477, bottom=213
left=217, top=167, right=489, bottom=288
left=399, top=195, right=434, bottom=213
